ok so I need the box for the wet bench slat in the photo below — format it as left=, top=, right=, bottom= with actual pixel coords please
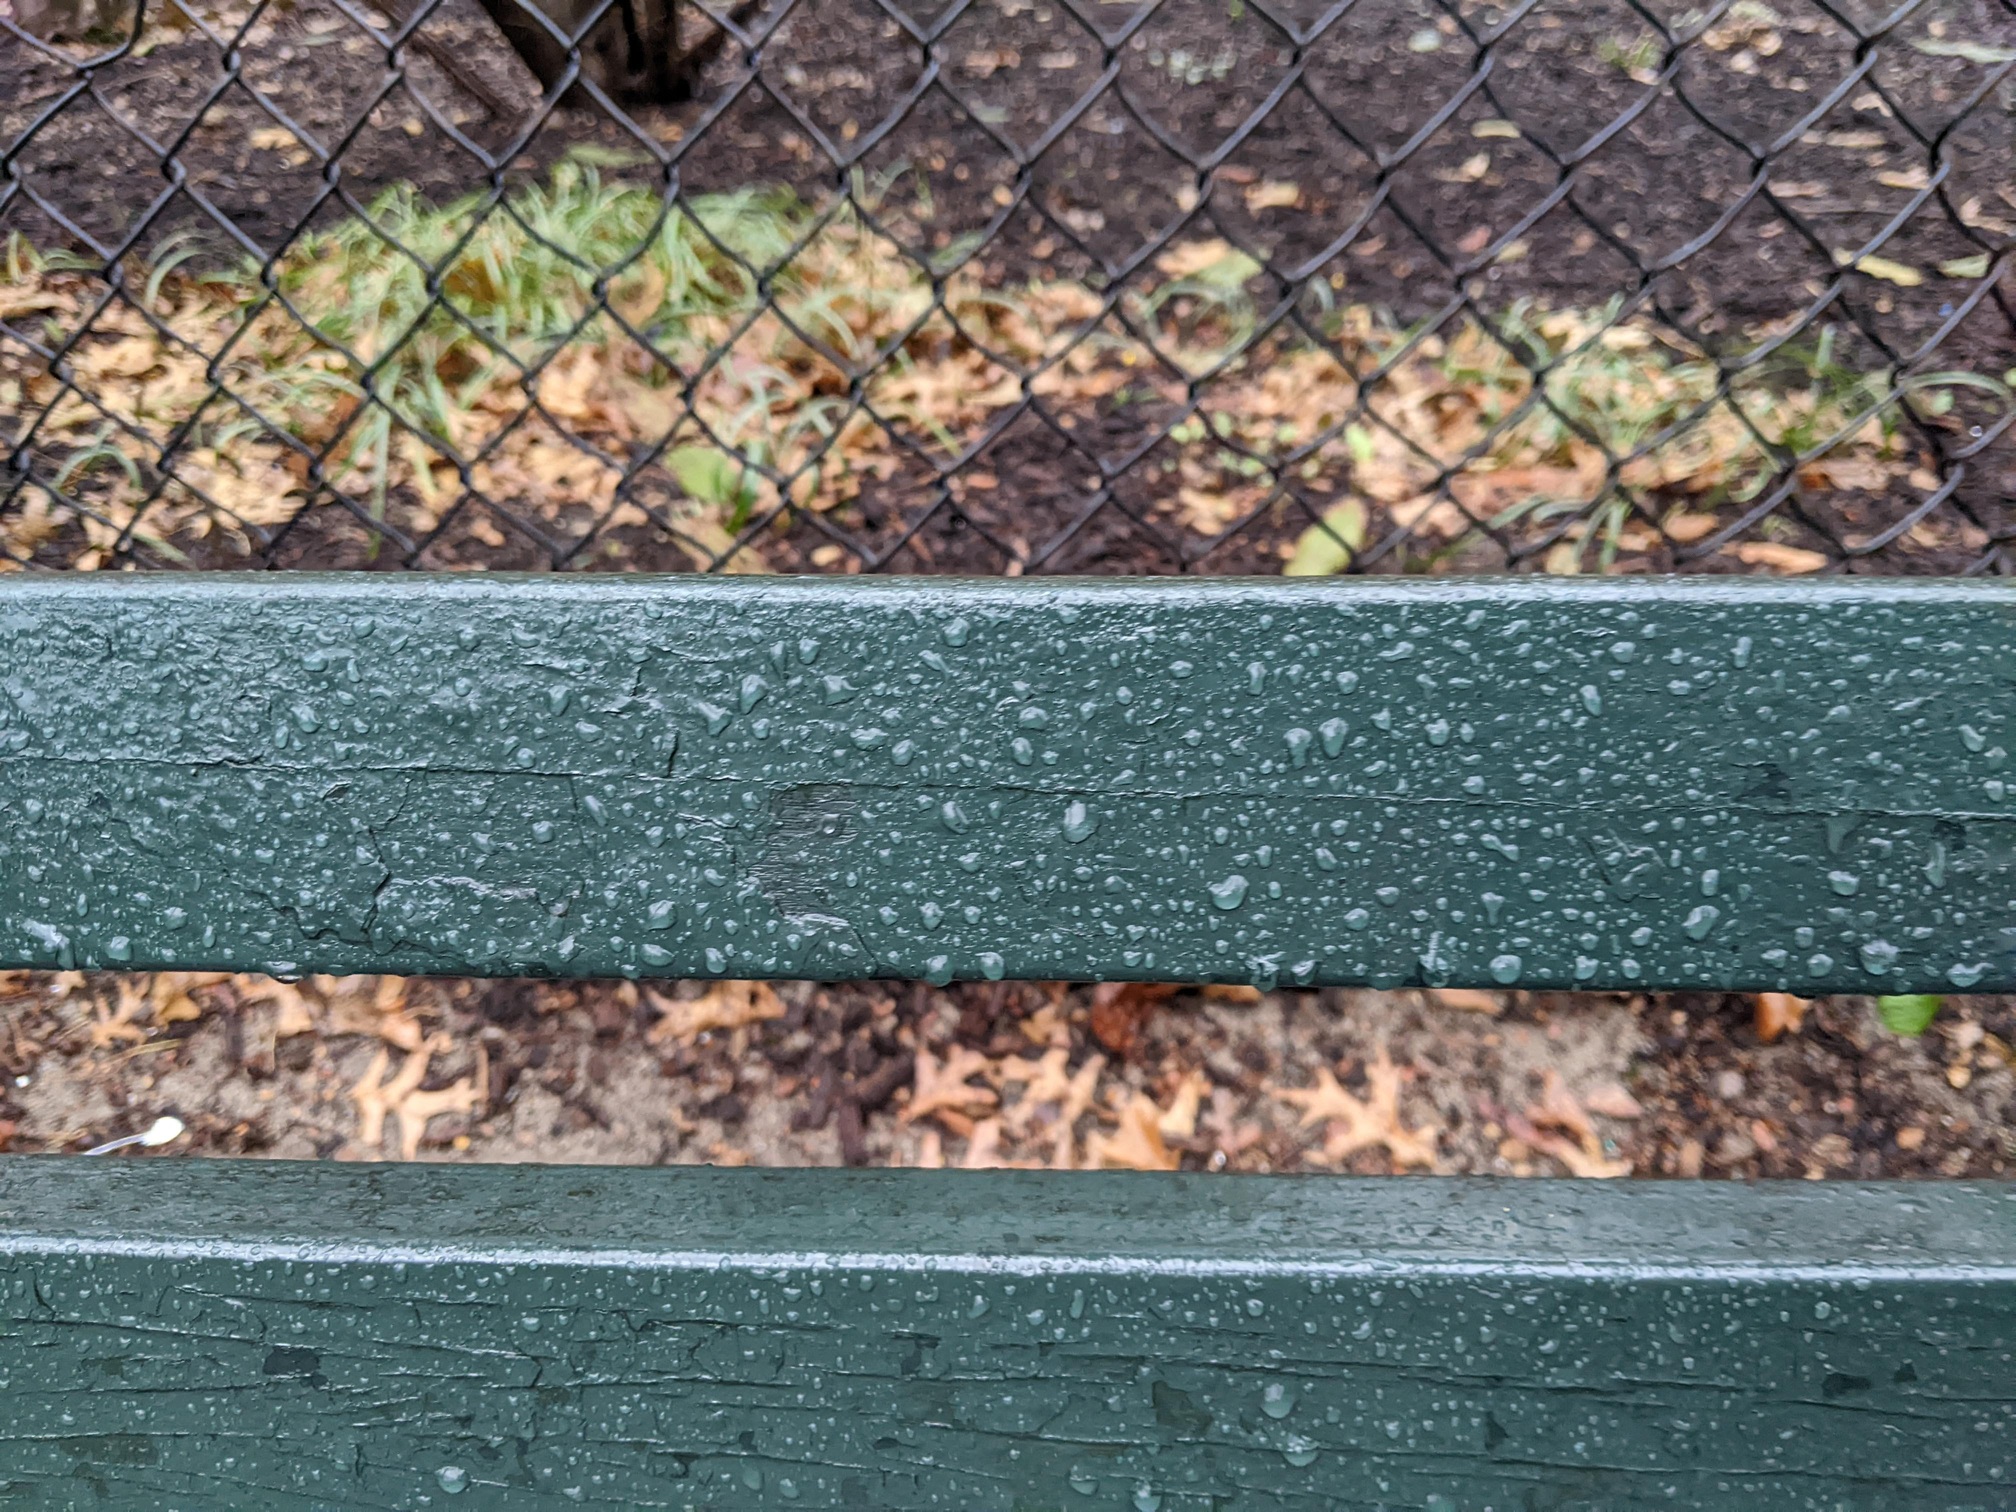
left=0, top=1161, right=2012, bottom=1511
left=4, top=574, right=2015, bottom=992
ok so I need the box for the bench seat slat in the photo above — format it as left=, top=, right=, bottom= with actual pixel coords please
left=1, top=1162, right=2013, bottom=1510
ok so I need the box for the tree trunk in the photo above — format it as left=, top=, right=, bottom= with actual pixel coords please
left=468, top=0, right=691, bottom=104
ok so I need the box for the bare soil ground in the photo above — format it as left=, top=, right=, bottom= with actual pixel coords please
left=5, top=971, right=2012, bottom=1182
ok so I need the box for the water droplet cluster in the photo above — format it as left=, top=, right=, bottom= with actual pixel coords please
left=0, top=577, right=2008, bottom=991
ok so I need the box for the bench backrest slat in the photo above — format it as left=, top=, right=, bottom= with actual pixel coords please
left=4, top=575, right=2011, bottom=991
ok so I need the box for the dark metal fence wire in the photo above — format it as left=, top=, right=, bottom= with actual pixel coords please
left=2, top=0, right=2013, bottom=576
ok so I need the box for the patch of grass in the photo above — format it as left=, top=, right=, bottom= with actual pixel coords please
left=1, top=172, right=1989, bottom=574
left=1597, top=32, right=1661, bottom=78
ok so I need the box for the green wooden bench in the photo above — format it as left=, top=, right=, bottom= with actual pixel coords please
left=2, top=574, right=2013, bottom=1509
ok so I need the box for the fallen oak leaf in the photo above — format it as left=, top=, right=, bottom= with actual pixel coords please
left=1084, top=1091, right=1181, bottom=1170
left=87, top=974, right=219, bottom=1050
left=1505, top=1108, right=1631, bottom=1178
left=349, top=1037, right=438, bottom=1154
left=902, top=1045, right=999, bottom=1128
left=350, top=1035, right=487, bottom=1159
left=149, top=973, right=225, bottom=1025
left=89, top=983, right=152, bottom=1050
left=271, top=993, right=318, bottom=1041
left=998, top=1045, right=1105, bottom=1164
left=1200, top=984, right=1263, bottom=1005
left=647, top=980, right=785, bottom=1044
left=315, top=974, right=425, bottom=1050
left=394, top=1043, right=488, bottom=1161
left=1270, top=1049, right=1439, bottom=1171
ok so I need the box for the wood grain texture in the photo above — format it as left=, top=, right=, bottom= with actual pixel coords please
left=5, top=575, right=2016, bottom=990
left=0, top=1161, right=2010, bottom=1510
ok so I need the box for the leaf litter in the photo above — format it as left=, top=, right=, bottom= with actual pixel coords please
left=7, top=154, right=1992, bottom=575
left=0, top=971, right=2015, bottom=1179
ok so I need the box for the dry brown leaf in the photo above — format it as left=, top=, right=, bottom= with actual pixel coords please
left=1157, top=1068, right=1211, bottom=1141
left=315, top=976, right=426, bottom=1050
left=1731, top=541, right=1828, bottom=574
left=647, top=980, right=785, bottom=1044
left=1582, top=1081, right=1646, bottom=1120
left=1244, top=180, right=1302, bottom=212
left=154, top=993, right=202, bottom=1026
left=1517, top=1074, right=1633, bottom=1178
left=272, top=994, right=318, bottom=1039
left=89, top=982, right=152, bottom=1050
left=1089, top=981, right=1179, bottom=1054
left=394, top=1047, right=487, bottom=1161
left=1529, top=1069, right=1597, bottom=1146
left=1438, top=152, right=1490, bottom=184
left=1661, top=512, right=1720, bottom=542
left=1269, top=1050, right=1439, bottom=1170
left=1016, top=999, right=1072, bottom=1049
left=903, top=1045, right=999, bottom=1127
left=1800, top=454, right=1893, bottom=491
left=1878, top=167, right=1931, bottom=191
left=1200, top=984, right=1262, bottom=1005
left=1154, top=239, right=1238, bottom=280
left=1506, top=1108, right=1631, bottom=1178
left=75, top=338, right=160, bottom=380
left=1754, top=991, right=1810, bottom=1044
left=1084, top=1092, right=1181, bottom=1170
left=998, top=1045, right=1105, bottom=1165
left=349, top=1040, right=433, bottom=1153
left=349, top=1034, right=486, bottom=1159
left=959, top=1118, right=1006, bottom=1169
left=962, top=47, right=1019, bottom=77
left=1426, top=988, right=1503, bottom=1015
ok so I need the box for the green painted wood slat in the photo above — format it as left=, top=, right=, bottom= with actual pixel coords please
left=3, top=574, right=2014, bottom=991
left=0, top=1161, right=2011, bottom=1510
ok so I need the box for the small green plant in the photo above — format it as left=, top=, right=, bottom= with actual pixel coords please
left=1877, top=995, right=1943, bottom=1037
left=1597, top=33, right=1661, bottom=76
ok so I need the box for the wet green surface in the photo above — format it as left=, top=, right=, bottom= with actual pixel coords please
left=5, top=575, right=2015, bottom=990
left=0, top=1162, right=2011, bottom=1510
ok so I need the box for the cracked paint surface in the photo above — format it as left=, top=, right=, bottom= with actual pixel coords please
left=4, top=575, right=2016, bottom=990
left=0, top=1162, right=2013, bottom=1509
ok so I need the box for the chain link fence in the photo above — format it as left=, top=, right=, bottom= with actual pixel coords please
left=3, top=0, right=2013, bottom=576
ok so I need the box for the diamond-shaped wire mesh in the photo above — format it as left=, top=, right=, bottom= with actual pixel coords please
left=3, top=0, right=2013, bottom=575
